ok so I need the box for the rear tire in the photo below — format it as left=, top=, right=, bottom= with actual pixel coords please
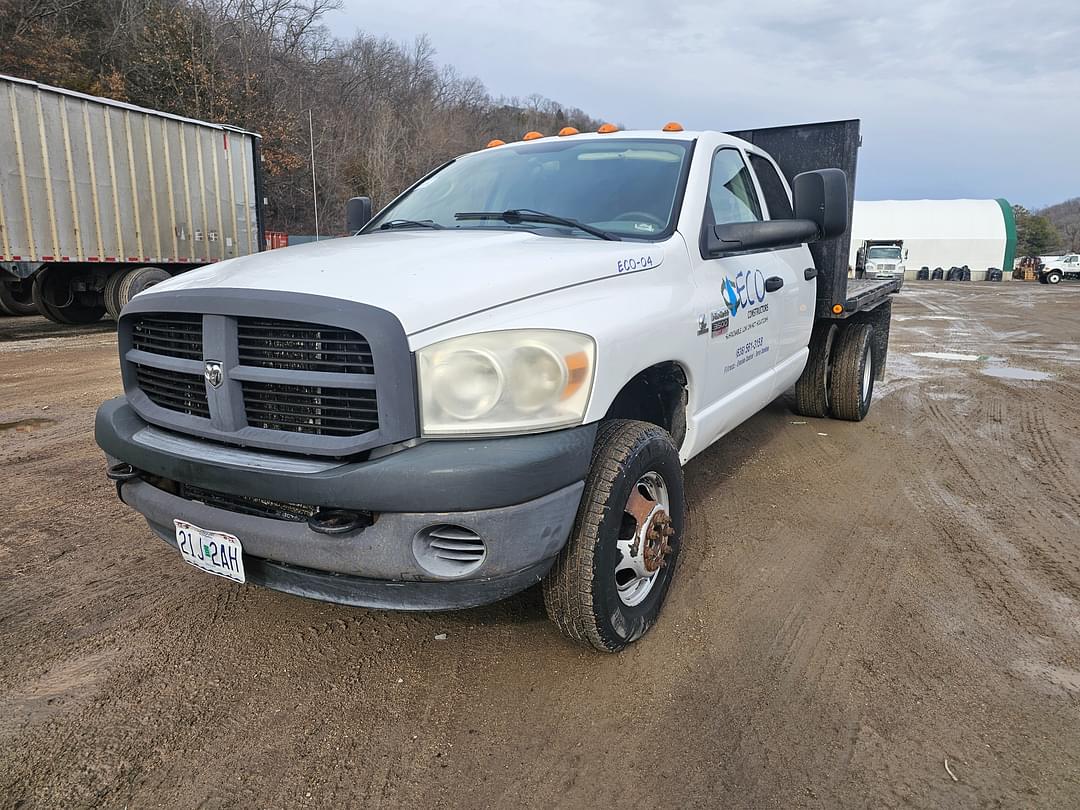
left=543, top=420, right=685, bottom=653
left=31, top=267, right=105, bottom=324
left=116, top=267, right=170, bottom=313
left=793, top=323, right=837, bottom=418
left=0, top=280, right=38, bottom=315
left=829, top=323, right=875, bottom=422
left=104, top=271, right=126, bottom=320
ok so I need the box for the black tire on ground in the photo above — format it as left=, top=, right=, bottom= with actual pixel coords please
left=116, top=267, right=170, bottom=313
left=103, top=271, right=126, bottom=320
left=31, top=267, right=106, bottom=324
left=1038, top=275, right=1049, bottom=284
left=829, top=323, right=875, bottom=422
left=0, top=280, right=38, bottom=315
left=793, top=322, right=838, bottom=418
left=1046, top=270, right=1062, bottom=285
left=543, top=419, right=685, bottom=653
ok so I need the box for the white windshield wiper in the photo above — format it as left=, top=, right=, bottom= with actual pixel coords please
left=454, top=208, right=620, bottom=241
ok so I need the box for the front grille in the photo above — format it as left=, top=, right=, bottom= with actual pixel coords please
left=131, top=313, right=202, bottom=360
left=179, top=483, right=318, bottom=522
left=241, top=381, right=378, bottom=437
left=135, top=364, right=210, bottom=418
left=237, top=318, right=374, bottom=374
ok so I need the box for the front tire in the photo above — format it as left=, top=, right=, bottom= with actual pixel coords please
left=1046, top=270, right=1062, bottom=285
left=544, top=420, right=685, bottom=652
left=829, top=324, right=875, bottom=422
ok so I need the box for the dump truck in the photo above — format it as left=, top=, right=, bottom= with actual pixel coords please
left=96, top=119, right=900, bottom=652
left=0, top=73, right=265, bottom=321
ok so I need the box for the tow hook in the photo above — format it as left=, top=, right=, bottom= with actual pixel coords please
left=307, top=509, right=370, bottom=535
left=105, top=462, right=141, bottom=501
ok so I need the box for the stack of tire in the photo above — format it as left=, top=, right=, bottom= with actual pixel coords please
left=932, top=267, right=944, bottom=280
left=987, top=268, right=1003, bottom=282
left=916, top=267, right=930, bottom=280
left=0, top=280, right=38, bottom=316
left=30, top=265, right=171, bottom=324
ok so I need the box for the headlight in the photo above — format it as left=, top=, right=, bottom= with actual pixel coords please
left=418, top=330, right=595, bottom=436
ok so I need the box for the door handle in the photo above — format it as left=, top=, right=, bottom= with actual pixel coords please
left=804, top=267, right=817, bottom=280
left=765, top=276, right=784, bottom=292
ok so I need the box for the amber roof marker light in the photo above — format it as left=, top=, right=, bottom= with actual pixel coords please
left=597, top=123, right=619, bottom=133
left=486, top=139, right=506, bottom=148
left=662, top=122, right=685, bottom=132
left=558, top=127, right=579, bottom=136
left=522, top=131, right=545, bottom=140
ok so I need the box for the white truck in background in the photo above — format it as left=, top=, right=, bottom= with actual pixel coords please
left=96, top=119, right=900, bottom=653
left=0, top=73, right=265, bottom=321
left=1039, top=253, right=1080, bottom=284
left=854, top=239, right=906, bottom=284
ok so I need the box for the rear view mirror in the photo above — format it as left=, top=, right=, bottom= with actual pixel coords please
left=793, top=168, right=848, bottom=240
left=346, top=196, right=373, bottom=233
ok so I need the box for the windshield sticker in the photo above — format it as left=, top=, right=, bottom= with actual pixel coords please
left=616, top=253, right=664, bottom=273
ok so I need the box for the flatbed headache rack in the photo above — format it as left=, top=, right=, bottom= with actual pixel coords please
left=727, top=119, right=900, bottom=319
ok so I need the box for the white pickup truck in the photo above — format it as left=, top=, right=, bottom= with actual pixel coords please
left=96, top=119, right=899, bottom=652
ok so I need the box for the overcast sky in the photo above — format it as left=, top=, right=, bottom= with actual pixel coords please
left=328, top=1, right=1078, bottom=207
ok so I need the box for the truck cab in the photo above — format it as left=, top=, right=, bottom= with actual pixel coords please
left=1040, top=253, right=1080, bottom=284
left=96, top=120, right=898, bottom=652
left=856, top=240, right=906, bottom=283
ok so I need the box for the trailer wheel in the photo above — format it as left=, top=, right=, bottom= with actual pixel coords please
left=104, top=271, right=126, bottom=320
left=543, top=419, right=685, bottom=653
left=0, top=279, right=38, bottom=316
left=793, top=322, right=837, bottom=418
left=116, top=267, right=170, bottom=313
left=31, top=267, right=105, bottom=324
left=829, top=324, right=875, bottom=422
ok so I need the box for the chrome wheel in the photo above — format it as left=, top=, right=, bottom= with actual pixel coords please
left=615, top=471, right=674, bottom=607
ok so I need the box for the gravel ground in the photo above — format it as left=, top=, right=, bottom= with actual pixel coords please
left=2, top=282, right=1079, bottom=809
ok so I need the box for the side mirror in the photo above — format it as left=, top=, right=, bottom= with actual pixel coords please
left=793, top=168, right=848, bottom=240
left=703, top=219, right=820, bottom=257
left=346, top=196, right=373, bottom=233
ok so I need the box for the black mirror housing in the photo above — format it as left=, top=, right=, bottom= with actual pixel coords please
left=346, top=196, right=373, bottom=233
left=703, top=219, right=820, bottom=257
left=793, top=168, right=848, bottom=240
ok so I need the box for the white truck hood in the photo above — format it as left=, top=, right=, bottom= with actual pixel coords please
left=145, top=230, right=668, bottom=334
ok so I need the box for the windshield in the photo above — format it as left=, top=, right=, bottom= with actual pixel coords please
left=868, top=247, right=902, bottom=260
left=367, top=138, right=692, bottom=240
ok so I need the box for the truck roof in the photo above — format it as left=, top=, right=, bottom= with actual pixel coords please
left=0, top=72, right=261, bottom=138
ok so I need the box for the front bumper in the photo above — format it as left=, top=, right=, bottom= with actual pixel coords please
left=97, top=398, right=594, bottom=609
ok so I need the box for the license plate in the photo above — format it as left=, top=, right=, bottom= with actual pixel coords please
left=174, top=519, right=246, bottom=583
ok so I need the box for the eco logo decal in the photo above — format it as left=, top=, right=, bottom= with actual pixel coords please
left=722, top=277, right=740, bottom=317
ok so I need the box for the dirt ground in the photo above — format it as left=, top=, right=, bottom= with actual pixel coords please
left=2, top=282, right=1079, bottom=809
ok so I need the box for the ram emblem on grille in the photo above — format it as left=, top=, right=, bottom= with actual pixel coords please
left=204, top=360, right=224, bottom=389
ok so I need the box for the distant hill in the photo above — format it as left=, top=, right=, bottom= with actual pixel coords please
left=1037, top=198, right=1080, bottom=252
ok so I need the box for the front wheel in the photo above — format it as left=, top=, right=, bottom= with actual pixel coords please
left=1046, top=270, right=1062, bottom=285
left=544, top=420, right=685, bottom=652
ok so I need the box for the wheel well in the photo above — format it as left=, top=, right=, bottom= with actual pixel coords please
left=604, top=361, right=688, bottom=448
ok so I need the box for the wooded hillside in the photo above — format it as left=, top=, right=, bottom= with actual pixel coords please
left=0, top=0, right=602, bottom=234
left=1038, top=198, right=1080, bottom=253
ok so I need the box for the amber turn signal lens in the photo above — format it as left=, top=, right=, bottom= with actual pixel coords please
left=562, top=351, right=590, bottom=400
left=832, top=304, right=844, bottom=314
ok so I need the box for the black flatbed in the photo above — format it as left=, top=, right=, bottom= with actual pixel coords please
left=825, top=276, right=901, bottom=318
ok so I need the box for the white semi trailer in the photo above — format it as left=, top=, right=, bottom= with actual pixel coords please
left=0, top=74, right=265, bottom=321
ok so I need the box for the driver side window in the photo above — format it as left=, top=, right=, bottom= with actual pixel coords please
left=705, top=149, right=762, bottom=226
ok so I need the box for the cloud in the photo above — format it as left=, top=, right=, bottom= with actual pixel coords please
left=329, top=0, right=1080, bottom=205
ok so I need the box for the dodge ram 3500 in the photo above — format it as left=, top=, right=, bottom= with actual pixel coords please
left=96, top=119, right=900, bottom=652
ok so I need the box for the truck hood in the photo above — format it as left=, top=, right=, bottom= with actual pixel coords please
left=144, top=230, right=669, bottom=334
